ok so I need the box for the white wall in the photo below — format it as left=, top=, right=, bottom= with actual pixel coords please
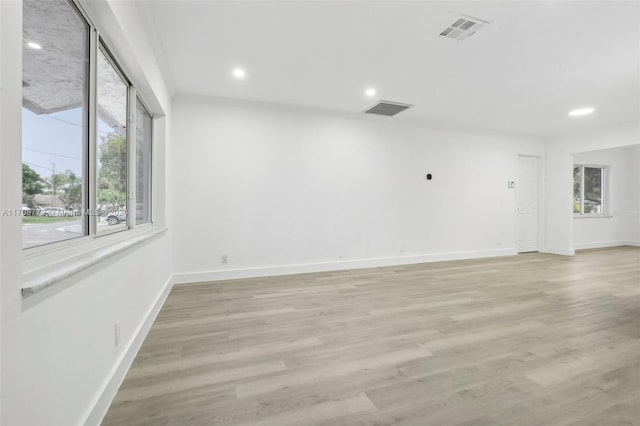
left=171, top=96, right=544, bottom=282
left=545, top=124, right=640, bottom=254
left=0, top=1, right=174, bottom=425
left=573, top=145, right=640, bottom=249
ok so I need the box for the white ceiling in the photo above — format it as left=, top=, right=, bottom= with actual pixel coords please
left=139, top=1, right=640, bottom=138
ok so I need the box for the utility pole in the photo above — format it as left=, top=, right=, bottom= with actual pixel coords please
left=51, top=163, right=56, bottom=207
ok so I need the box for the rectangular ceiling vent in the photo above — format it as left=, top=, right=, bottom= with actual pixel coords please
left=440, top=16, right=488, bottom=41
left=364, top=101, right=413, bottom=117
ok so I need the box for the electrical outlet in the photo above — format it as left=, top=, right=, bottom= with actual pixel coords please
left=115, top=322, right=120, bottom=347
left=221, top=255, right=228, bottom=264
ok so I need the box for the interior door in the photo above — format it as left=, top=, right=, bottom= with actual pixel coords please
left=517, top=155, right=539, bottom=253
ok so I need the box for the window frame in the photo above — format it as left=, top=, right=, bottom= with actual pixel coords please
left=21, top=0, right=160, bottom=287
left=94, top=41, right=130, bottom=236
left=573, top=163, right=609, bottom=217
left=22, top=0, right=155, bottom=252
left=135, top=96, right=153, bottom=226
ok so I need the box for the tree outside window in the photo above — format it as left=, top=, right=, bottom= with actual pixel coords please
left=573, top=165, right=606, bottom=215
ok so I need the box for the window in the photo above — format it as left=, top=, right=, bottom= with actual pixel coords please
left=22, top=0, right=89, bottom=249
left=96, top=45, right=129, bottom=234
left=136, top=98, right=152, bottom=225
left=22, top=0, right=153, bottom=250
left=573, top=165, right=606, bottom=215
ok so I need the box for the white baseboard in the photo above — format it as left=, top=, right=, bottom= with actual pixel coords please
left=172, top=248, right=518, bottom=285
left=83, top=276, right=173, bottom=426
left=574, top=241, right=640, bottom=250
left=540, top=247, right=575, bottom=256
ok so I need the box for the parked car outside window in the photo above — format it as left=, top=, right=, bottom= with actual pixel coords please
left=107, top=210, right=127, bottom=225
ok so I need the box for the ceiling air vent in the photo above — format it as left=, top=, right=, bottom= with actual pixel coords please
left=364, top=101, right=413, bottom=117
left=440, top=16, right=488, bottom=41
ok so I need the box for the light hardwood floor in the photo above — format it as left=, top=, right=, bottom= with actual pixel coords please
left=103, top=247, right=640, bottom=425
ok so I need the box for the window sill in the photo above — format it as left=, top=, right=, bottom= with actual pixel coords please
left=573, top=215, right=613, bottom=219
left=21, top=226, right=167, bottom=298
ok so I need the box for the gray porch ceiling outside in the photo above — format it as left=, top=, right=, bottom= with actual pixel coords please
left=23, top=0, right=126, bottom=132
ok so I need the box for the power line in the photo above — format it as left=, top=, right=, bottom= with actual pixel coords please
left=23, top=161, right=81, bottom=177
left=43, top=114, right=111, bottom=135
left=24, top=147, right=81, bottom=160
left=22, top=161, right=51, bottom=171
left=44, top=114, right=82, bottom=128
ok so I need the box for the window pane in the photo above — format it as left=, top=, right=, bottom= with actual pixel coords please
left=583, top=167, right=602, bottom=214
left=22, top=0, right=88, bottom=249
left=573, top=165, right=582, bottom=213
left=97, top=47, right=128, bottom=233
left=136, top=99, right=152, bottom=224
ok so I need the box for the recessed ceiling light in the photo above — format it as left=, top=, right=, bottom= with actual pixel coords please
left=232, top=68, right=246, bottom=79
left=27, top=42, right=42, bottom=50
left=568, top=107, right=595, bottom=116
left=365, top=88, right=376, bottom=98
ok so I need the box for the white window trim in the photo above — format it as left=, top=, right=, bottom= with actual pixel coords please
left=22, top=225, right=167, bottom=297
left=573, top=164, right=611, bottom=218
